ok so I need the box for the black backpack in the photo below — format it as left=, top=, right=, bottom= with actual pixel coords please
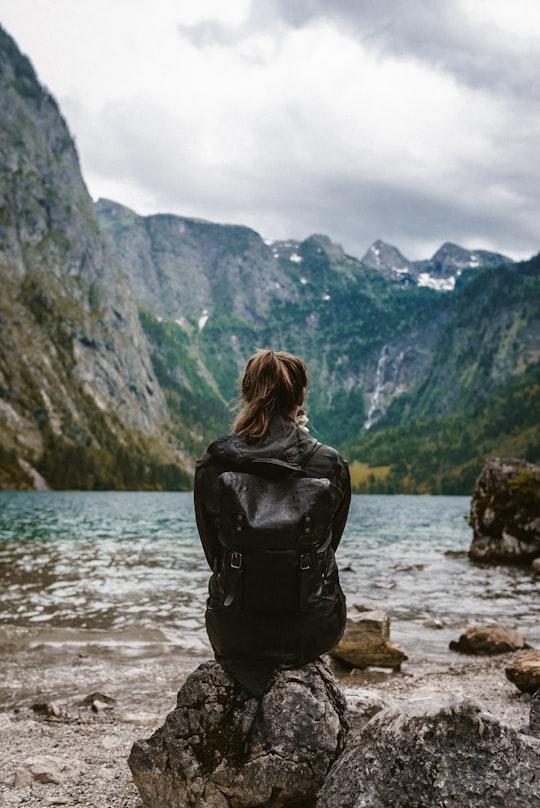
left=216, top=459, right=334, bottom=614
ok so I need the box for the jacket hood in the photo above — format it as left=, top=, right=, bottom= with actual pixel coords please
left=207, top=414, right=321, bottom=475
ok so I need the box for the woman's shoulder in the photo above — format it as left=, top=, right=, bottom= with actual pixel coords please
left=303, top=441, right=349, bottom=482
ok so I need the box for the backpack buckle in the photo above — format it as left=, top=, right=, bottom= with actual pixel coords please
left=230, top=551, right=242, bottom=570
left=300, top=552, right=311, bottom=570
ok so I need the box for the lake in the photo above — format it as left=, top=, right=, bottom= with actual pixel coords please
left=0, top=491, right=538, bottom=706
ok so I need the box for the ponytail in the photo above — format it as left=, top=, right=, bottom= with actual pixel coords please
left=233, top=350, right=307, bottom=441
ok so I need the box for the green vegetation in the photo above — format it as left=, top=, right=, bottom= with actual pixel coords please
left=507, top=466, right=540, bottom=510
left=349, top=460, right=391, bottom=493
left=36, top=387, right=192, bottom=491
left=139, top=308, right=231, bottom=453
left=37, top=431, right=191, bottom=491
left=345, top=361, right=540, bottom=494
left=0, top=445, right=33, bottom=489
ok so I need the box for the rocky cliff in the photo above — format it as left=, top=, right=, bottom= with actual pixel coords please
left=0, top=26, right=190, bottom=490
left=98, top=195, right=539, bottom=492
left=1, top=23, right=538, bottom=493
left=98, top=198, right=533, bottom=450
left=361, top=239, right=513, bottom=291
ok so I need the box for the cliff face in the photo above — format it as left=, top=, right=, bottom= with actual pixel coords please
left=96, top=197, right=531, bottom=443
left=1, top=24, right=538, bottom=493
left=98, top=195, right=540, bottom=494
left=0, top=26, right=190, bottom=490
left=95, top=198, right=298, bottom=324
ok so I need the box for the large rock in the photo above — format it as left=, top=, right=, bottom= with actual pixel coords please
left=128, top=659, right=348, bottom=808
left=530, top=691, right=540, bottom=737
left=13, top=755, right=82, bottom=787
left=317, top=693, right=540, bottom=808
left=449, top=625, right=529, bottom=655
left=469, top=457, right=540, bottom=564
left=506, top=651, right=540, bottom=693
left=330, top=601, right=407, bottom=670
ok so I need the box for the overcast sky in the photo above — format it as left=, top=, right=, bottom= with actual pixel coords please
left=2, top=0, right=539, bottom=261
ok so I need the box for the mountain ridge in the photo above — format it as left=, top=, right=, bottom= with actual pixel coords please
left=0, top=23, right=538, bottom=493
left=361, top=238, right=513, bottom=291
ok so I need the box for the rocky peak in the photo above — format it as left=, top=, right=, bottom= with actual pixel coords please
left=362, top=240, right=415, bottom=284
left=420, top=242, right=513, bottom=279
left=362, top=238, right=513, bottom=291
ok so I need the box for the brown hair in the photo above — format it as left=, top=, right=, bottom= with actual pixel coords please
left=233, top=350, right=307, bottom=441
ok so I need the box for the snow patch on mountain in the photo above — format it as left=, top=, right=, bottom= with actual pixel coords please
left=362, top=240, right=513, bottom=292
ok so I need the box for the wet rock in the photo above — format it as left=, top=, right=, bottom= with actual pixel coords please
left=330, top=600, right=407, bottom=670
left=13, top=754, right=82, bottom=787
left=506, top=651, right=540, bottom=693
left=31, top=701, right=62, bottom=718
left=318, top=693, right=540, bottom=808
left=468, top=457, right=540, bottom=564
left=128, top=659, right=348, bottom=808
left=449, top=625, right=529, bottom=655
left=128, top=661, right=348, bottom=808
left=80, top=692, right=116, bottom=712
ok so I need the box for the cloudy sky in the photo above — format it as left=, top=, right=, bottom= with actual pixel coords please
left=2, top=0, right=540, bottom=261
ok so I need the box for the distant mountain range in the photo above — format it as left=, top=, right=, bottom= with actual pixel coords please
left=1, top=23, right=539, bottom=493
left=360, top=239, right=513, bottom=291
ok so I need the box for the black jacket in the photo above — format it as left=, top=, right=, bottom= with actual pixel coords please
left=194, top=414, right=351, bottom=667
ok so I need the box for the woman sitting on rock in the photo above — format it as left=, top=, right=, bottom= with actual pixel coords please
left=194, top=349, right=351, bottom=696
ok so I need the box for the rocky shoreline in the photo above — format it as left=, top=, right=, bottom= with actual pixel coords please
left=0, top=649, right=535, bottom=808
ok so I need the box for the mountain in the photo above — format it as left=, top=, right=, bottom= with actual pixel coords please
left=1, top=23, right=538, bottom=494
left=94, top=198, right=299, bottom=325
left=362, top=239, right=513, bottom=291
left=97, top=198, right=539, bottom=493
left=345, top=253, right=540, bottom=492
left=95, top=202, right=444, bottom=441
left=0, top=25, right=190, bottom=489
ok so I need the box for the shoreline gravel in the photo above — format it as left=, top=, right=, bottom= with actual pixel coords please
left=0, top=648, right=533, bottom=807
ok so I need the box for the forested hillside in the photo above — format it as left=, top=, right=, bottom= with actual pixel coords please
left=98, top=201, right=539, bottom=493
left=1, top=23, right=538, bottom=493
left=345, top=255, right=540, bottom=492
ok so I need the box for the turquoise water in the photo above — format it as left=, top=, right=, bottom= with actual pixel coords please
left=0, top=491, right=538, bottom=662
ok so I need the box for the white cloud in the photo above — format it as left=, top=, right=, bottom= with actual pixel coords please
left=1, top=0, right=539, bottom=260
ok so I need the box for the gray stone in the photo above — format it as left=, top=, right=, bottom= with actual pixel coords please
left=469, top=457, right=540, bottom=564
left=342, top=688, right=388, bottom=734
left=31, top=701, right=62, bottom=718
left=317, top=693, right=540, bottom=808
left=449, top=625, right=529, bottom=655
left=128, top=659, right=348, bottom=808
left=530, top=690, right=540, bottom=737
left=330, top=601, right=407, bottom=670
left=13, top=755, right=82, bottom=787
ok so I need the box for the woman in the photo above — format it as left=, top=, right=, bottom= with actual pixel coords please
left=194, top=349, right=350, bottom=695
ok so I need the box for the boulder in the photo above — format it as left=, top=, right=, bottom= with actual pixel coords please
left=468, top=457, right=540, bottom=564
left=317, top=693, right=540, bottom=808
left=13, top=755, right=82, bottom=787
left=506, top=651, right=540, bottom=693
left=128, top=659, right=348, bottom=808
left=530, top=691, right=540, bottom=737
left=344, top=688, right=388, bottom=734
left=330, top=600, right=407, bottom=670
left=449, top=625, right=529, bottom=655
